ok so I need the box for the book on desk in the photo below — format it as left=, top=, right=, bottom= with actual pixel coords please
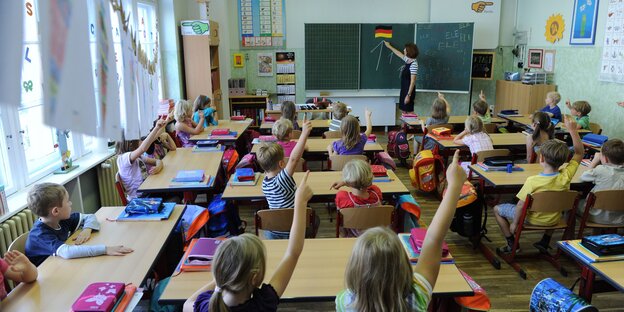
left=179, top=238, right=223, bottom=272
left=560, top=239, right=624, bottom=263
left=230, top=171, right=260, bottom=186
left=173, top=170, right=205, bottom=182
left=399, top=233, right=454, bottom=264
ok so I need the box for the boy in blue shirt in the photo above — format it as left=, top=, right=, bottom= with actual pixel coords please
left=540, top=91, right=562, bottom=121
left=25, top=183, right=133, bottom=266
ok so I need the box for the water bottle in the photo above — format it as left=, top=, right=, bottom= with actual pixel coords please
left=507, top=163, right=513, bottom=173
left=463, top=213, right=474, bottom=236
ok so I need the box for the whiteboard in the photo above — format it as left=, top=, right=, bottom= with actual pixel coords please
left=430, top=0, right=501, bottom=49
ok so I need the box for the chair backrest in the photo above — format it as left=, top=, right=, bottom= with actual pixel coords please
left=8, top=232, right=29, bottom=254
left=483, top=123, right=498, bottom=134
left=323, top=130, right=342, bottom=139
left=115, top=172, right=128, bottom=206
left=589, top=122, right=602, bottom=135
left=337, top=205, right=395, bottom=236
left=472, top=149, right=511, bottom=164
left=527, top=191, right=579, bottom=213
left=328, top=155, right=368, bottom=171
left=283, top=157, right=306, bottom=172
left=291, top=130, right=302, bottom=140
left=591, top=190, right=624, bottom=212
left=255, top=208, right=314, bottom=234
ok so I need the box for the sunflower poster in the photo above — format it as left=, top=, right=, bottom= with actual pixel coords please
left=545, top=14, right=565, bottom=44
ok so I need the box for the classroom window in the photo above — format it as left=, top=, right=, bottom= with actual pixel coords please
left=0, top=116, right=15, bottom=195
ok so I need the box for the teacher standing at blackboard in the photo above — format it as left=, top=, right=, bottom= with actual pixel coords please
left=384, top=41, right=419, bottom=114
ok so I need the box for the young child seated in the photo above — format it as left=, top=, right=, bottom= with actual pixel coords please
left=117, top=118, right=167, bottom=201
left=306, top=97, right=332, bottom=120
left=328, top=110, right=372, bottom=156
left=473, top=90, right=491, bottom=124
left=330, top=159, right=382, bottom=237
left=175, top=99, right=205, bottom=147
left=192, top=95, right=218, bottom=127
left=257, top=120, right=313, bottom=239
left=335, top=150, right=466, bottom=311
left=25, top=183, right=133, bottom=266
left=579, top=139, right=624, bottom=225
left=272, top=118, right=296, bottom=157
left=417, top=92, right=450, bottom=150
left=526, top=112, right=554, bottom=163
left=329, top=102, right=349, bottom=132
left=540, top=91, right=562, bottom=121
left=494, top=116, right=583, bottom=254
left=565, top=99, right=592, bottom=130
left=183, top=171, right=314, bottom=312
left=453, top=116, right=494, bottom=172
left=0, top=251, right=37, bottom=301
left=144, top=118, right=177, bottom=172
left=281, top=101, right=300, bottom=131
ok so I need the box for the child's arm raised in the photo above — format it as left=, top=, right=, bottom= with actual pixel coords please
left=3, top=251, right=37, bottom=283
left=177, top=111, right=205, bottom=135
left=364, top=108, right=373, bottom=137
left=564, top=115, right=584, bottom=163
left=439, top=92, right=451, bottom=114
left=183, top=280, right=216, bottom=312
left=414, top=150, right=465, bottom=288
left=130, top=118, right=167, bottom=162
left=270, top=171, right=313, bottom=297
left=286, top=118, right=312, bottom=176
left=565, top=99, right=572, bottom=110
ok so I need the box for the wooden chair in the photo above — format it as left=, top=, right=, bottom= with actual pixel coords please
left=328, top=155, right=368, bottom=171
left=483, top=123, right=499, bottom=134
left=255, top=208, right=317, bottom=238
left=420, top=124, right=454, bottom=153
left=291, top=130, right=302, bottom=140
left=588, top=122, right=602, bottom=135
left=114, top=172, right=128, bottom=206
left=284, top=157, right=306, bottom=172
left=323, top=130, right=341, bottom=139
left=497, top=191, right=579, bottom=279
left=336, top=205, right=396, bottom=237
left=577, top=190, right=624, bottom=238
left=8, top=232, right=29, bottom=254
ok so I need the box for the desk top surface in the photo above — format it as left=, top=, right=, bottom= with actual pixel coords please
left=402, top=115, right=506, bottom=126
left=138, top=148, right=223, bottom=192
left=260, top=119, right=330, bottom=130
left=251, top=139, right=384, bottom=154
left=222, top=170, right=408, bottom=200
left=160, top=238, right=473, bottom=303
left=1, top=206, right=185, bottom=312
left=190, top=119, right=253, bottom=141
left=431, top=133, right=527, bottom=149
left=497, top=114, right=591, bottom=134
left=590, top=261, right=624, bottom=292
left=469, top=163, right=589, bottom=187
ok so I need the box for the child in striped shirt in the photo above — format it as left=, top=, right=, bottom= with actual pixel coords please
left=257, top=119, right=312, bottom=239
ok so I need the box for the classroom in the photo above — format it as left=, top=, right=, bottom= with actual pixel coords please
left=0, top=0, right=623, bottom=311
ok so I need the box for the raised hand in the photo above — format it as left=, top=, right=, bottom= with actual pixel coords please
left=563, top=115, right=578, bottom=131
left=446, top=150, right=467, bottom=186
left=479, top=90, right=486, bottom=102
left=296, top=171, right=313, bottom=202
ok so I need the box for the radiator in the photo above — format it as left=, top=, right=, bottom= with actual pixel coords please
left=97, top=155, right=124, bottom=207
left=0, top=209, right=35, bottom=290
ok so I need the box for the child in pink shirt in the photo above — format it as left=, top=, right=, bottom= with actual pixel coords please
left=272, top=118, right=297, bottom=157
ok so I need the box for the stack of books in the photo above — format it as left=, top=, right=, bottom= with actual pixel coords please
left=180, top=238, right=223, bottom=272
left=560, top=237, right=624, bottom=264
left=193, top=140, right=222, bottom=152
left=475, top=162, right=523, bottom=172
left=170, top=170, right=209, bottom=187
left=230, top=169, right=260, bottom=186
left=398, top=229, right=454, bottom=264
left=582, top=134, right=608, bottom=148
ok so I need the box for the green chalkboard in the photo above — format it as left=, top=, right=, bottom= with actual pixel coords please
left=360, top=24, right=415, bottom=89
left=305, top=24, right=360, bottom=90
left=415, top=23, right=474, bottom=92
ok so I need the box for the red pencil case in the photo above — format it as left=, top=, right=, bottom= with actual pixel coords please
left=211, top=128, right=230, bottom=135
left=231, top=115, right=246, bottom=120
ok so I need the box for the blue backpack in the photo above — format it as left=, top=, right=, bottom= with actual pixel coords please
left=207, top=194, right=246, bottom=237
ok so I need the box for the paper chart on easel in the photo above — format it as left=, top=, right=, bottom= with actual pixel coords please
left=599, top=0, right=624, bottom=83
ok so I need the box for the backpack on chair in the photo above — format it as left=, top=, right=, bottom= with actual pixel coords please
left=387, top=130, right=410, bottom=167
left=409, top=150, right=445, bottom=193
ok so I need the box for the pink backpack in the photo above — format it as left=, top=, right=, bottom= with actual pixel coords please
left=387, top=130, right=410, bottom=167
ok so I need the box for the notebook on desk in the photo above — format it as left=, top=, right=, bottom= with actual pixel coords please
left=172, top=170, right=205, bottom=182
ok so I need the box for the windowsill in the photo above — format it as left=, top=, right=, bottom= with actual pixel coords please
left=2, top=148, right=116, bottom=223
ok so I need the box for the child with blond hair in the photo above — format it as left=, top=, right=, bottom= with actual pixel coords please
left=175, top=99, right=205, bottom=147
left=453, top=116, right=494, bottom=172
left=329, top=102, right=349, bottom=132
left=272, top=118, right=296, bottom=157
left=540, top=91, right=562, bottom=121
left=328, top=110, right=372, bottom=156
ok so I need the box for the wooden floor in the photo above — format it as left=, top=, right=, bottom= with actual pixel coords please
left=237, top=130, right=624, bottom=311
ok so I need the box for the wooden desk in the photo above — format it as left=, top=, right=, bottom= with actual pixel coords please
left=138, top=148, right=223, bottom=193
left=402, top=115, right=506, bottom=127
left=468, top=163, right=589, bottom=188
left=430, top=133, right=527, bottom=150
left=558, top=241, right=624, bottom=302
left=259, top=119, right=330, bottom=130
left=189, top=119, right=253, bottom=142
left=159, top=238, right=473, bottom=304
left=222, top=171, right=408, bottom=200
left=497, top=114, right=591, bottom=134
left=1, top=206, right=184, bottom=312
left=251, top=139, right=384, bottom=154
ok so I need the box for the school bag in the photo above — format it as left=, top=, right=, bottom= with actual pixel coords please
left=395, top=194, right=422, bottom=232
left=409, top=149, right=445, bottom=193
left=387, top=130, right=410, bottom=167
left=207, top=194, right=246, bottom=237
left=454, top=269, right=491, bottom=311
left=530, top=278, right=596, bottom=312
left=445, top=181, right=483, bottom=238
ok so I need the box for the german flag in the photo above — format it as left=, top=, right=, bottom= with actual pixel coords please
left=374, top=25, right=392, bottom=38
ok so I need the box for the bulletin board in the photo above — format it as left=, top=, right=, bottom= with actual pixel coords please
left=238, top=0, right=286, bottom=48
left=599, top=0, right=624, bottom=83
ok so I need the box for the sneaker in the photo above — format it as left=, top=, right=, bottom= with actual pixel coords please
left=533, top=242, right=551, bottom=254
left=497, top=244, right=520, bottom=254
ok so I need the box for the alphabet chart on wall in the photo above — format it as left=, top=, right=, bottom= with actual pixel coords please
left=600, top=0, right=624, bottom=83
left=238, top=0, right=286, bottom=47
